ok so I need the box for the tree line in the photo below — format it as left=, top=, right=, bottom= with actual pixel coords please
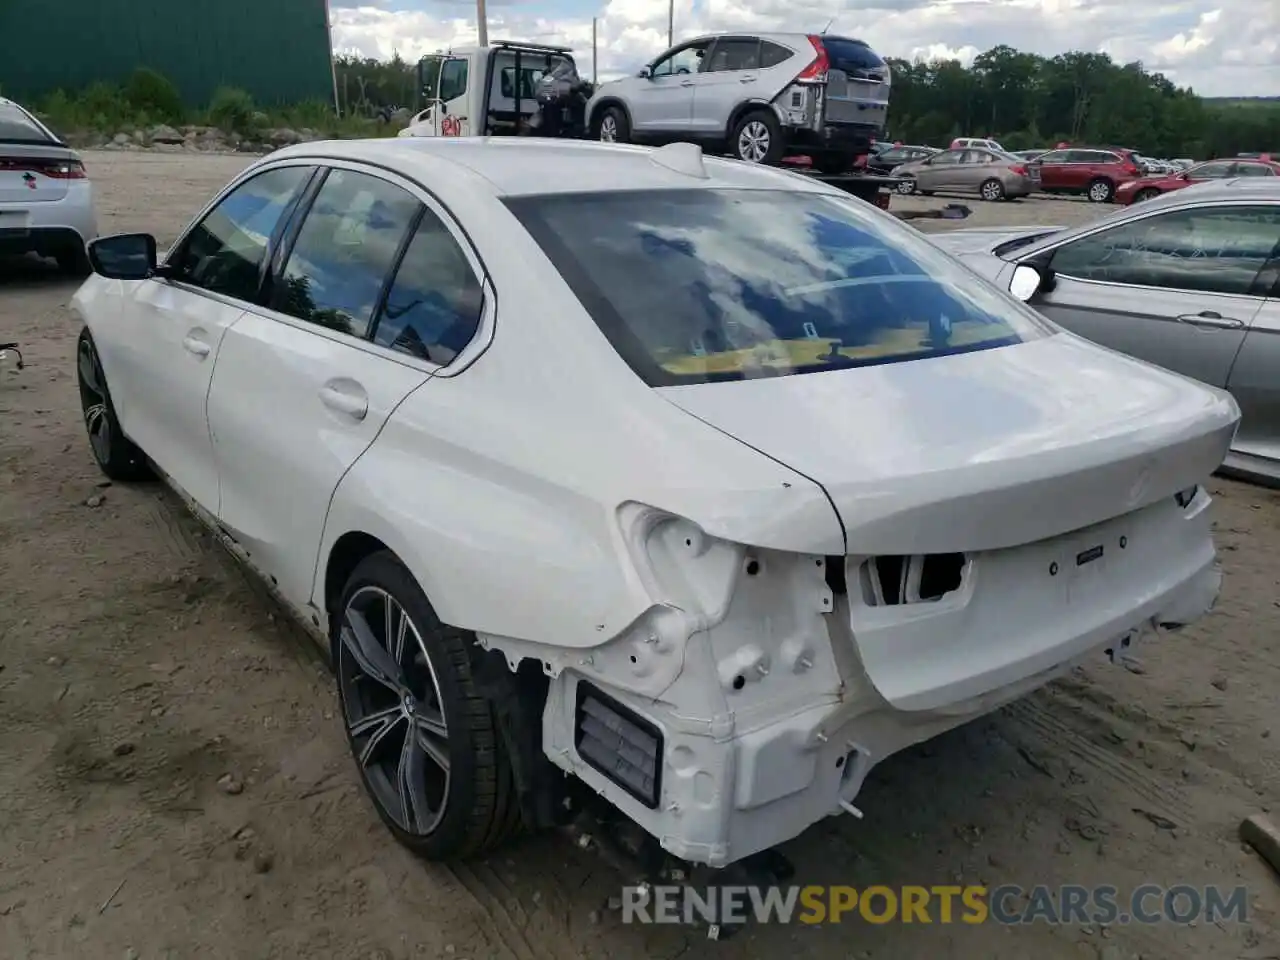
left=884, top=46, right=1279, bottom=158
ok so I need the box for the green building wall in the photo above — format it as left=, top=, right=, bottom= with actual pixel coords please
left=0, top=0, right=335, bottom=107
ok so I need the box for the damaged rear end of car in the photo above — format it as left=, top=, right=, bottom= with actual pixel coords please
left=774, top=35, right=890, bottom=162
left=491, top=173, right=1238, bottom=871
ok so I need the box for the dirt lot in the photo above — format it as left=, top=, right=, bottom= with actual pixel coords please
left=2, top=150, right=1278, bottom=960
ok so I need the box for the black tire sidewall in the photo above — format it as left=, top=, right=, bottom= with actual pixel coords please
left=77, top=328, right=150, bottom=480
left=731, top=110, right=783, bottom=164
left=601, top=106, right=629, bottom=142
left=332, top=551, right=495, bottom=860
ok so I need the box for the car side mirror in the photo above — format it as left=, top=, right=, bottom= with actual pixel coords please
left=639, top=65, right=653, bottom=79
left=1009, top=263, right=1048, bottom=302
left=87, top=233, right=157, bottom=280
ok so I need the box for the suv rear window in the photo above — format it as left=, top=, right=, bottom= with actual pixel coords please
left=821, top=37, right=885, bottom=72
left=0, top=102, right=53, bottom=143
left=505, top=189, right=1047, bottom=385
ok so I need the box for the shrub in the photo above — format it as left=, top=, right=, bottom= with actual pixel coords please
left=123, top=67, right=184, bottom=124
left=207, top=86, right=257, bottom=134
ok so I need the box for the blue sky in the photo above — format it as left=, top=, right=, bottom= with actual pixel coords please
left=327, top=0, right=1278, bottom=97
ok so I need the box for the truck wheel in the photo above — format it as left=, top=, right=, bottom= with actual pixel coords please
left=979, top=178, right=1005, bottom=202
left=1087, top=178, right=1115, bottom=203
left=596, top=106, right=630, bottom=144
left=333, top=551, right=523, bottom=861
left=730, top=110, right=783, bottom=164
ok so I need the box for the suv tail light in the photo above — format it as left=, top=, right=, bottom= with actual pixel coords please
left=1120, top=155, right=1139, bottom=174
left=795, top=35, right=829, bottom=83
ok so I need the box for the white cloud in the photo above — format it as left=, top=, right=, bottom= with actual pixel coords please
left=330, top=0, right=1280, bottom=96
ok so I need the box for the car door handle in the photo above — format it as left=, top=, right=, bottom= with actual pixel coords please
left=739, top=75, right=757, bottom=83
left=680, top=79, right=694, bottom=87
left=1175, top=310, right=1245, bottom=329
left=318, top=382, right=368, bottom=420
left=182, top=335, right=210, bottom=358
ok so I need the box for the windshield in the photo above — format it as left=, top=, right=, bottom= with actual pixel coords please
left=506, top=188, right=1051, bottom=385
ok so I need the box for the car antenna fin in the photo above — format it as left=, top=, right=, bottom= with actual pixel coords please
left=650, top=141, right=709, bottom=179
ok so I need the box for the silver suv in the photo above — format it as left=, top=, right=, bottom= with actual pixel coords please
left=586, top=33, right=891, bottom=173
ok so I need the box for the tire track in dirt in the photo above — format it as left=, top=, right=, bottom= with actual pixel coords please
left=1006, top=693, right=1195, bottom=824
left=447, top=859, right=587, bottom=960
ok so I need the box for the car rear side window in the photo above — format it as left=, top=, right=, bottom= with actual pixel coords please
left=371, top=208, right=485, bottom=365
left=505, top=188, right=1048, bottom=386
left=705, top=39, right=759, bottom=72
left=169, top=165, right=311, bottom=302
left=1049, top=205, right=1280, bottom=296
left=759, top=41, right=792, bottom=68
left=0, top=102, right=52, bottom=142
left=1235, top=163, right=1277, bottom=177
left=270, top=169, right=421, bottom=338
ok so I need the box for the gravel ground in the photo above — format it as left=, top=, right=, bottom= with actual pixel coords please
left=1, top=150, right=1278, bottom=960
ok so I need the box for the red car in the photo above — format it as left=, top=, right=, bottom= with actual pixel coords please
left=1115, top=156, right=1280, bottom=204
left=1024, top=146, right=1143, bottom=203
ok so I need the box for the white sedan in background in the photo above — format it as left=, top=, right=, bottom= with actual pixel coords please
left=0, top=96, right=96, bottom=272
left=72, top=137, right=1237, bottom=871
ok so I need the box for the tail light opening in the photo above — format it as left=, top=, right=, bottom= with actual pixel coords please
left=0, top=158, right=86, bottom=179
left=796, top=35, right=829, bottom=83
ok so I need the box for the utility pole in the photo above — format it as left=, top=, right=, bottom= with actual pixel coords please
left=667, top=0, right=673, bottom=47
left=592, top=17, right=598, bottom=83
left=476, top=0, right=488, bottom=46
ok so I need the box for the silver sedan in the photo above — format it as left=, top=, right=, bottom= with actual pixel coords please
left=930, top=179, right=1280, bottom=485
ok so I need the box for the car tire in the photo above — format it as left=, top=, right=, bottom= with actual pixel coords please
left=1087, top=178, right=1115, bottom=203
left=76, top=328, right=154, bottom=482
left=979, top=178, right=1005, bottom=202
left=896, top=177, right=917, bottom=195
left=56, top=242, right=91, bottom=277
left=730, top=110, right=783, bottom=164
left=333, top=550, right=523, bottom=862
left=1134, top=188, right=1160, bottom=203
left=596, top=106, right=630, bottom=144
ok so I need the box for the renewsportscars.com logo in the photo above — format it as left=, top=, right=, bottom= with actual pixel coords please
left=620, top=884, right=1250, bottom=926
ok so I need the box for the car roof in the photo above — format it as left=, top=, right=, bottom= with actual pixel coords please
left=266, top=137, right=848, bottom=199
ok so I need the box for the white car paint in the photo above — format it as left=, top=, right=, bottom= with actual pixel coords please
left=0, top=96, right=97, bottom=266
left=72, top=137, right=1237, bottom=870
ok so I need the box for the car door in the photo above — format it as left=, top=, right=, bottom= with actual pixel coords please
left=1221, top=220, right=1280, bottom=467
left=630, top=41, right=709, bottom=136
left=1018, top=202, right=1280, bottom=388
left=689, top=36, right=761, bottom=135
left=954, top=149, right=997, bottom=193
left=204, top=164, right=432, bottom=608
left=917, top=149, right=964, bottom=191
left=1029, top=149, right=1071, bottom=190
left=105, top=163, right=316, bottom=513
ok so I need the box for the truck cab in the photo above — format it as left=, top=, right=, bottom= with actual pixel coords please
left=400, top=41, right=580, bottom=139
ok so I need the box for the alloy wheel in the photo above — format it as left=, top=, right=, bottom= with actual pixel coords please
left=338, top=585, right=451, bottom=837
left=897, top=178, right=916, bottom=195
left=77, top=338, right=112, bottom=464
left=599, top=115, right=617, bottom=142
left=981, top=180, right=1002, bottom=201
left=1089, top=181, right=1111, bottom=202
left=737, top=121, right=770, bottom=162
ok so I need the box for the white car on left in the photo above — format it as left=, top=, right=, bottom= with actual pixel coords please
left=0, top=96, right=97, bottom=273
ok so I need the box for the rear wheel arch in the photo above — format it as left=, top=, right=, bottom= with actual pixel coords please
left=324, top=530, right=393, bottom=624
left=725, top=99, right=778, bottom=140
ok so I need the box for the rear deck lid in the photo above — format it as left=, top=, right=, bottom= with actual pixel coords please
left=0, top=103, right=77, bottom=203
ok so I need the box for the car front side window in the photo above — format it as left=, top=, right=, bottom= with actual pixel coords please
left=439, top=59, right=469, bottom=102
left=168, top=165, right=312, bottom=302
left=652, top=43, right=707, bottom=77
left=1048, top=205, right=1280, bottom=296
left=269, top=168, right=421, bottom=338
left=371, top=209, right=485, bottom=366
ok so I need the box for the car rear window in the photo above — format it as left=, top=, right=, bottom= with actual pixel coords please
left=822, top=38, right=885, bottom=72
left=0, top=102, right=53, bottom=143
left=505, top=188, right=1049, bottom=386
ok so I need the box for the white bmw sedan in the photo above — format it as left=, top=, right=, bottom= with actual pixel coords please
left=73, top=137, right=1238, bottom=869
